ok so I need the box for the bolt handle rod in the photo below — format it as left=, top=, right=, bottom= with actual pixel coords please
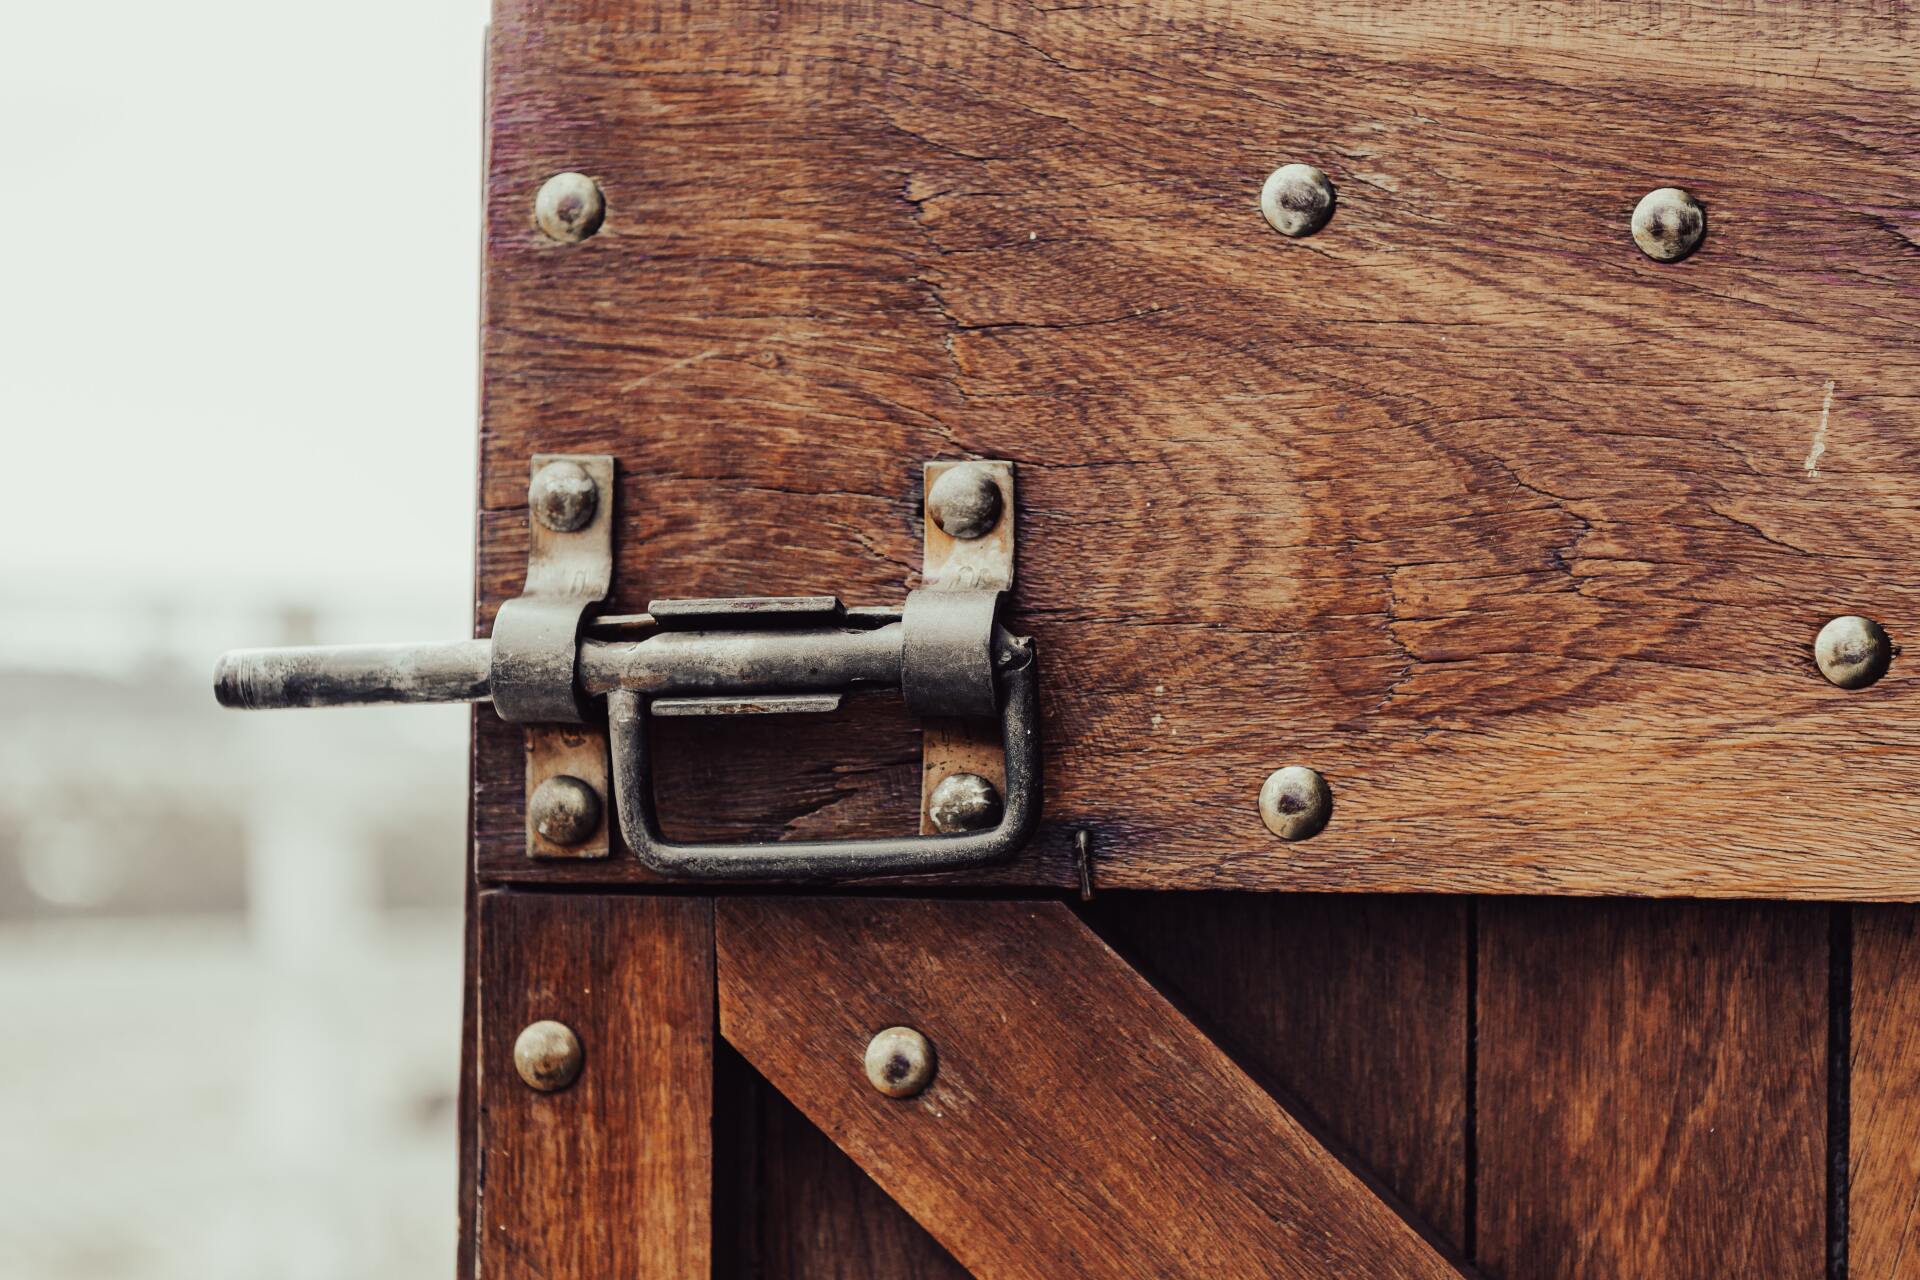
left=214, top=640, right=495, bottom=710
left=214, top=590, right=1002, bottom=720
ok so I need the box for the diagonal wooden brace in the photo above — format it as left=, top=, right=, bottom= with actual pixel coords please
left=717, top=896, right=1479, bottom=1280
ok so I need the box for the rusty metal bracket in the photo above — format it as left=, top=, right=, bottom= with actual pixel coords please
left=509, top=455, right=614, bottom=860
left=920, top=460, right=1016, bottom=835
left=491, top=455, right=614, bottom=726
left=525, top=724, right=612, bottom=861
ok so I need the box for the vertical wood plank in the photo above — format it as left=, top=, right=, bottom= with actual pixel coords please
left=476, top=891, right=714, bottom=1278
left=1478, top=900, right=1827, bottom=1278
left=1852, top=906, right=1920, bottom=1280
left=1088, top=893, right=1469, bottom=1250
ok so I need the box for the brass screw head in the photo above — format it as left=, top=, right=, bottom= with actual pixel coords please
left=1259, top=765, right=1332, bottom=841
left=514, top=1020, right=584, bottom=1092
left=1631, top=187, right=1706, bottom=262
left=534, top=171, right=605, bottom=243
left=530, top=774, right=602, bottom=846
left=529, top=459, right=599, bottom=533
left=865, top=1026, right=936, bottom=1098
left=928, top=464, right=1003, bottom=540
left=927, top=772, right=1002, bottom=833
left=1816, top=615, right=1893, bottom=689
left=1260, top=163, right=1336, bottom=239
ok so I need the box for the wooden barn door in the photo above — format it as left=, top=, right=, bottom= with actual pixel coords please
left=463, top=1, right=1920, bottom=1276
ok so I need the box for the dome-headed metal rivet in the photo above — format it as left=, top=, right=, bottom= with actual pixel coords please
left=928, top=463, right=1003, bottom=540
left=530, top=774, right=602, bottom=846
left=1259, top=765, right=1332, bottom=841
left=534, top=171, right=605, bottom=243
left=865, top=1026, right=936, bottom=1098
left=1816, top=615, right=1893, bottom=689
left=529, top=459, right=599, bottom=533
left=1260, top=163, right=1336, bottom=239
left=928, top=772, right=1002, bottom=833
left=1631, top=187, right=1706, bottom=262
left=514, top=1020, right=584, bottom=1092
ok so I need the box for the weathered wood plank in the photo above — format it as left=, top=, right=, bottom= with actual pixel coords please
left=1852, top=905, right=1920, bottom=1280
left=475, top=891, right=713, bottom=1278
left=476, top=0, right=1920, bottom=897
left=1088, top=892, right=1469, bottom=1250
left=717, top=896, right=1474, bottom=1279
left=1477, top=900, right=1828, bottom=1277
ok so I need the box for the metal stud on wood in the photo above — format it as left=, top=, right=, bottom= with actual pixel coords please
left=927, top=463, right=1004, bottom=540
left=1259, top=766, right=1333, bottom=841
left=927, top=772, right=1002, bottom=833
left=1630, top=187, right=1706, bottom=262
left=1816, top=615, right=1893, bottom=689
left=864, top=1026, right=936, bottom=1098
left=529, top=459, right=599, bottom=533
left=534, top=171, right=605, bottom=243
left=1260, top=164, right=1336, bottom=238
left=528, top=774, right=602, bottom=846
left=513, top=1019, right=584, bottom=1092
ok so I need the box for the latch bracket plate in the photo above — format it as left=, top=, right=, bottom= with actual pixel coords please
left=920, top=460, right=1016, bottom=834
left=513, top=454, right=615, bottom=860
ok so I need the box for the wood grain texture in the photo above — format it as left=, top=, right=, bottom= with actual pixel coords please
left=1852, top=906, right=1920, bottom=1280
left=714, top=1039, right=971, bottom=1280
left=717, top=896, right=1475, bottom=1278
left=1088, top=892, right=1469, bottom=1250
left=475, top=891, right=713, bottom=1278
left=1477, top=900, right=1828, bottom=1278
left=754, top=1089, right=968, bottom=1280
left=475, top=0, right=1920, bottom=897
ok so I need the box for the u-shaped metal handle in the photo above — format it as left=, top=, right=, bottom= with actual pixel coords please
left=606, top=638, right=1041, bottom=880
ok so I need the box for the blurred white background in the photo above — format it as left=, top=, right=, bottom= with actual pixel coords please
left=0, top=2, right=489, bottom=1275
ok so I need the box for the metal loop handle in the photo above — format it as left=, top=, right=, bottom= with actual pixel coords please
left=606, top=640, right=1040, bottom=880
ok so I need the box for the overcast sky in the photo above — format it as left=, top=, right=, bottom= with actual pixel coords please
left=1, top=1, right=491, bottom=646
